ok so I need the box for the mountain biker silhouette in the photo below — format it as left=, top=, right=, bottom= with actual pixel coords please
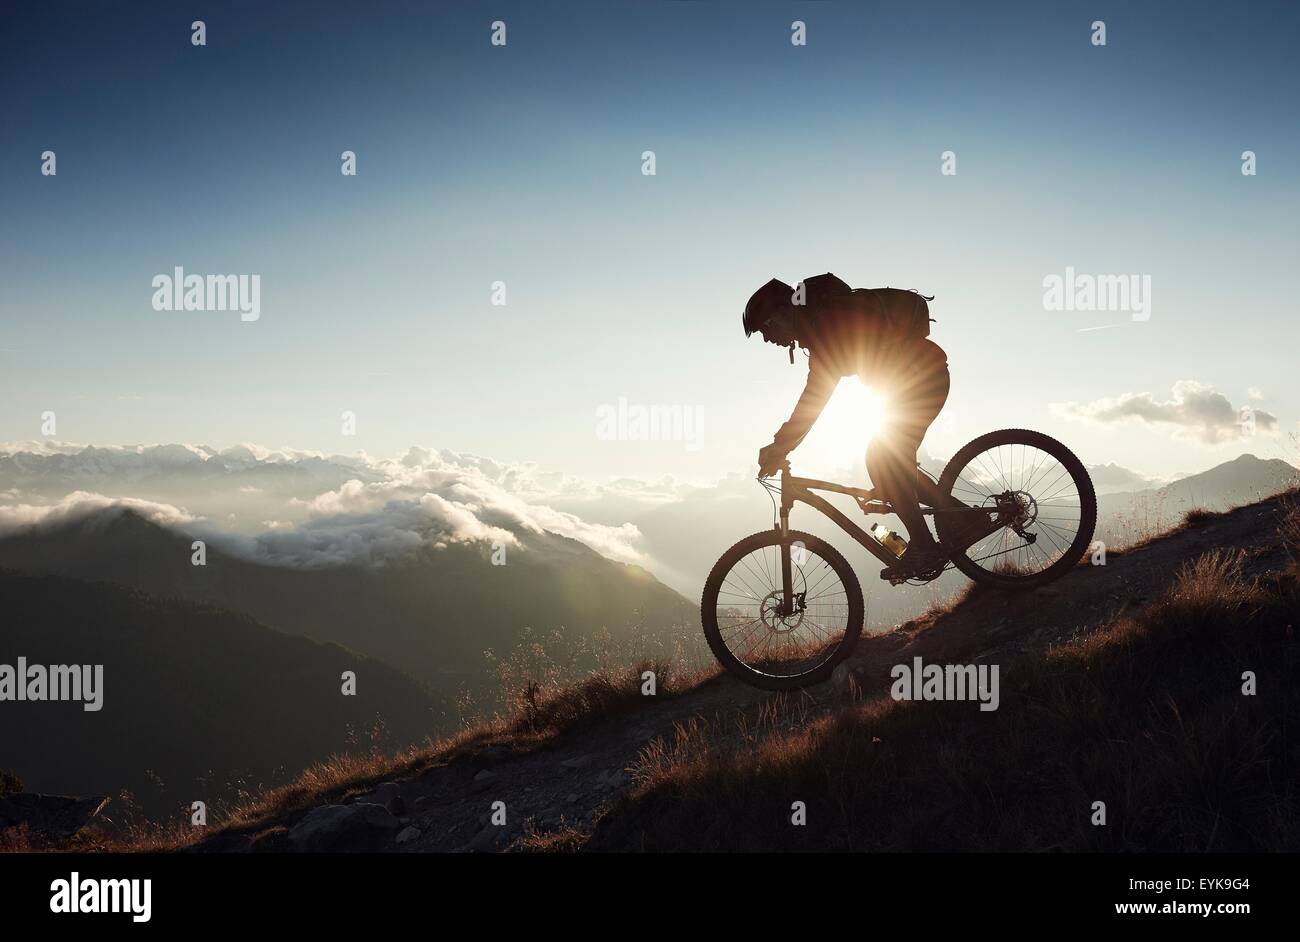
left=743, top=275, right=950, bottom=580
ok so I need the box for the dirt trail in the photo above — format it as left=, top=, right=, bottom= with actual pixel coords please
left=205, top=495, right=1294, bottom=852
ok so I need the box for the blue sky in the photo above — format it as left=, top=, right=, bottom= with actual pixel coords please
left=2, top=0, right=1297, bottom=482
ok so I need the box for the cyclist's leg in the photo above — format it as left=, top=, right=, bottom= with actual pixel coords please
left=915, top=466, right=949, bottom=507
left=868, top=445, right=936, bottom=552
left=866, top=341, right=950, bottom=553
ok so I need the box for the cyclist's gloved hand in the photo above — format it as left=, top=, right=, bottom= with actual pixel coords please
left=757, top=442, right=788, bottom=478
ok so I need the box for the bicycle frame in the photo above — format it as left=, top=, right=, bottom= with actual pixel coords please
left=778, top=470, right=901, bottom=555
left=767, top=471, right=900, bottom=613
left=769, top=465, right=1011, bottom=609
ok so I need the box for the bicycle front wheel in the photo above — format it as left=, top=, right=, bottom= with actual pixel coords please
left=701, top=529, right=863, bottom=690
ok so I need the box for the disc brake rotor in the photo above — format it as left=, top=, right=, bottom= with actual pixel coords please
left=759, top=589, right=805, bottom=633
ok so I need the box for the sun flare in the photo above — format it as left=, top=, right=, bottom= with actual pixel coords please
left=793, top=377, right=889, bottom=474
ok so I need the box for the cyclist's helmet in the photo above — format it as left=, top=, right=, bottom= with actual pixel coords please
left=742, top=278, right=795, bottom=337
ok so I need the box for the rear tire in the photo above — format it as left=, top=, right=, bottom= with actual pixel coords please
left=701, top=529, right=864, bottom=690
left=935, top=428, right=1096, bottom=589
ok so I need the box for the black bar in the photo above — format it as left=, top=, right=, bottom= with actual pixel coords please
left=0, top=852, right=1284, bottom=928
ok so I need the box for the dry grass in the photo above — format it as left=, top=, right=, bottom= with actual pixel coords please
left=1107, top=500, right=1225, bottom=558
left=487, top=622, right=715, bottom=738
left=591, top=548, right=1298, bottom=852
left=447, top=621, right=717, bottom=727
left=1109, top=490, right=1175, bottom=551
left=1278, top=494, right=1300, bottom=567
left=514, top=821, right=588, bottom=853
left=505, top=659, right=702, bottom=738
left=75, top=625, right=718, bottom=853
left=47, top=726, right=448, bottom=853
left=0, top=825, right=37, bottom=852
left=922, top=582, right=976, bottom=619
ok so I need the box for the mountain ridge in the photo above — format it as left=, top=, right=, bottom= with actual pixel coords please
left=0, top=507, right=696, bottom=696
left=0, top=569, right=449, bottom=819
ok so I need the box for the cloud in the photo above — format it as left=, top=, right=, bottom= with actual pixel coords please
left=223, top=493, right=519, bottom=568
left=0, top=444, right=653, bottom=570
left=287, top=450, right=648, bottom=565
left=1052, top=380, right=1278, bottom=444
left=0, top=491, right=197, bottom=536
left=0, top=440, right=89, bottom=457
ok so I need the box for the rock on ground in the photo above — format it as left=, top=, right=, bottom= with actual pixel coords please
left=288, top=802, right=401, bottom=852
left=394, top=826, right=421, bottom=845
left=0, top=793, right=109, bottom=839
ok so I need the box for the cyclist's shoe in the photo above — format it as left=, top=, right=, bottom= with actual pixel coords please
left=880, top=545, right=947, bottom=584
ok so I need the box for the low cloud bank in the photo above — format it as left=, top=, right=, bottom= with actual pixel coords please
left=0, top=491, right=197, bottom=534
left=1053, top=380, right=1278, bottom=445
left=0, top=445, right=649, bottom=569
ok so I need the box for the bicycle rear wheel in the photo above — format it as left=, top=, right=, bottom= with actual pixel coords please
left=935, top=428, right=1096, bottom=589
left=701, top=529, right=863, bottom=690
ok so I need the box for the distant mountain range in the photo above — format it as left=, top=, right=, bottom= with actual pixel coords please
left=0, top=569, right=446, bottom=817
left=0, top=443, right=381, bottom=493
left=1084, top=462, right=1166, bottom=495
left=1095, top=454, right=1297, bottom=543
left=0, top=508, right=696, bottom=696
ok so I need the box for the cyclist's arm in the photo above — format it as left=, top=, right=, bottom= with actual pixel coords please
left=770, top=357, right=837, bottom=453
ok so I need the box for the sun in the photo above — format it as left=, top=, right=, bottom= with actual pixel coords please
left=793, top=377, right=889, bottom=475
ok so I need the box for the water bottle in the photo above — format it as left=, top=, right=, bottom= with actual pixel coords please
left=871, top=523, right=908, bottom=559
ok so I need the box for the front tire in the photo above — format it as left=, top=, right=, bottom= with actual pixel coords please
left=701, top=529, right=864, bottom=690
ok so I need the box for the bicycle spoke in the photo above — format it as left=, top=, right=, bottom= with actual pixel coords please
left=941, top=439, right=1090, bottom=580
left=712, top=540, right=854, bottom=679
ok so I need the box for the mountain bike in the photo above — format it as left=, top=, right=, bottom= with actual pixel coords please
left=701, top=428, right=1097, bottom=689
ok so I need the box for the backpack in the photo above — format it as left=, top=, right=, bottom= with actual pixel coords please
left=853, top=286, right=934, bottom=340
left=794, top=273, right=934, bottom=341
left=795, top=272, right=854, bottom=312
left=789, top=272, right=851, bottom=337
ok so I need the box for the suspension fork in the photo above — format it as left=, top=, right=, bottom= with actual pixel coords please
left=778, top=487, right=794, bottom=616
